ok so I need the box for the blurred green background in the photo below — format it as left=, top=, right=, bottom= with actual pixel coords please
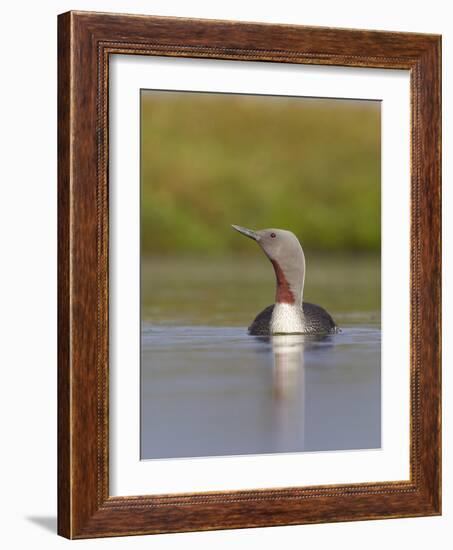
left=140, top=91, right=381, bottom=324
left=141, top=91, right=380, bottom=256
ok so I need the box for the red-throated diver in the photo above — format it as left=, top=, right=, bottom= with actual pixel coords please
left=232, top=225, right=338, bottom=336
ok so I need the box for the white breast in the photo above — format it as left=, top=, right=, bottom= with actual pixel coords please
left=270, top=303, right=305, bottom=334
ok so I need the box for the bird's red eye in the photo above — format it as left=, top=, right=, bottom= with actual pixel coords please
left=270, top=232, right=276, bottom=238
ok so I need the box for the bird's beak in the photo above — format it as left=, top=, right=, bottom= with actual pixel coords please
left=231, top=225, right=259, bottom=241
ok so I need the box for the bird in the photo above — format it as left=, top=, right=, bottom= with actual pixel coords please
left=232, top=225, right=339, bottom=336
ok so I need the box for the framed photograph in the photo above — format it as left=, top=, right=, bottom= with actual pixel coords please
left=58, top=11, right=441, bottom=539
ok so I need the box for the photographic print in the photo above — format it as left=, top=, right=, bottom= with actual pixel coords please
left=140, top=90, right=381, bottom=460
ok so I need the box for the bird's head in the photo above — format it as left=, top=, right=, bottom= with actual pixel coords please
left=231, top=225, right=305, bottom=304
left=231, top=225, right=302, bottom=265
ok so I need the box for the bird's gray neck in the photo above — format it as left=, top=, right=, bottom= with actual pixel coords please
left=270, top=256, right=305, bottom=307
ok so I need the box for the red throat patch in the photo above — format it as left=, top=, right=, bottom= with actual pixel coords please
left=270, top=260, right=295, bottom=304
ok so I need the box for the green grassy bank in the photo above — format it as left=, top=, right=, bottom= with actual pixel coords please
left=141, top=92, right=380, bottom=255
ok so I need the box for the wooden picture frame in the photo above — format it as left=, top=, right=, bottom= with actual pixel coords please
left=58, top=10, right=441, bottom=539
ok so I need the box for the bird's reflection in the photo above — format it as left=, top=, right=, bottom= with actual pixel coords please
left=271, top=334, right=306, bottom=400
left=270, top=334, right=307, bottom=449
left=251, top=334, right=336, bottom=451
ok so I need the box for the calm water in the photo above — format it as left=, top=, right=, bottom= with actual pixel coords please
left=141, top=256, right=381, bottom=459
